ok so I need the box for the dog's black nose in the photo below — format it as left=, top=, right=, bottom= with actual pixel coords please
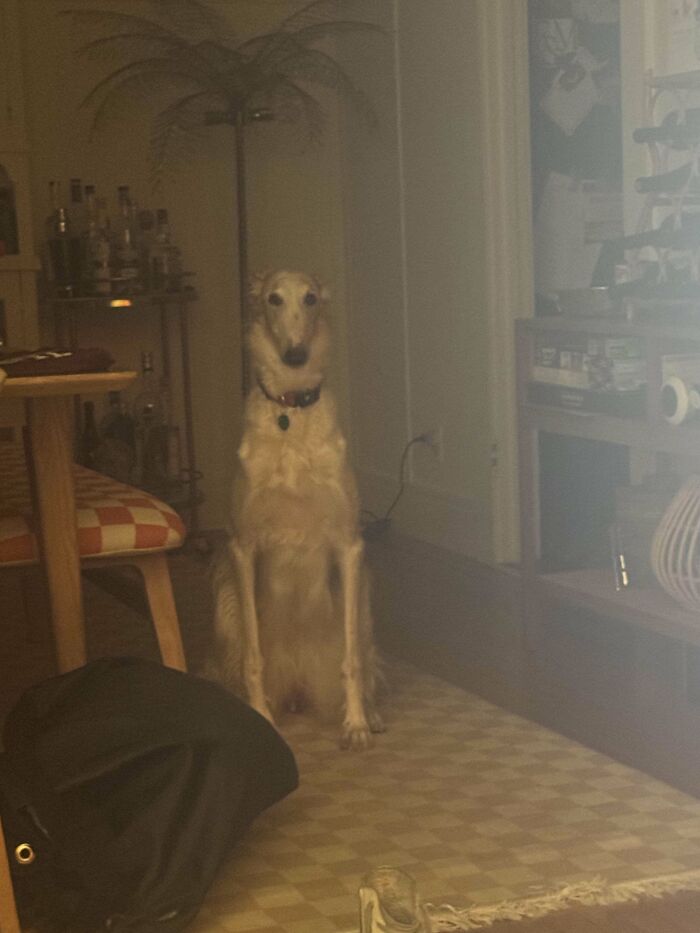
left=283, top=346, right=308, bottom=367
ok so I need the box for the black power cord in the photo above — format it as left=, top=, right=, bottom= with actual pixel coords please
left=361, top=434, right=435, bottom=540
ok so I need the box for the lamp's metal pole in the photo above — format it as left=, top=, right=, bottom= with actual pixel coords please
left=234, top=112, right=250, bottom=396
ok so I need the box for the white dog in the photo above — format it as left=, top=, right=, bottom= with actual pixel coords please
left=209, top=270, right=384, bottom=749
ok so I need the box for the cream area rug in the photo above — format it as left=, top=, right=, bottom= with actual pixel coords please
left=359, top=864, right=700, bottom=931
left=186, top=660, right=700, bottom=933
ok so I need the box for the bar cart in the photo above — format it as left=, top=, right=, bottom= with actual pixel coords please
left=49, top=286, right=203, bottom=536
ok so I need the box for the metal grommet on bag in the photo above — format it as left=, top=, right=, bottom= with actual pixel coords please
left=14, top=843, right=35, bottom=865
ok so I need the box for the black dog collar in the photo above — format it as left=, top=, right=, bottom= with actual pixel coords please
left=258, top=381, right=322, bottom=430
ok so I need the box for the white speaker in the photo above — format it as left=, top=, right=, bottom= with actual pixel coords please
left=661, top=376, right=700, bottom=425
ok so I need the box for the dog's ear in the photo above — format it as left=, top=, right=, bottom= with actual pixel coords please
left=311, top=274, right=330, bottom=304
left=249, top=270, right=270, bottom=304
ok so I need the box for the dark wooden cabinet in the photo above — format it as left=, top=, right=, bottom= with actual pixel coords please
left=516, top=314, right=700, bottom=796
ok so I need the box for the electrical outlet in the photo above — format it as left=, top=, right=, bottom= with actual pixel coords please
left=420, top=426, right=444, bottom=462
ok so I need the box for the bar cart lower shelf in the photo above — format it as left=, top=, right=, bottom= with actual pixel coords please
left=48, top=287, right=202, bottom=536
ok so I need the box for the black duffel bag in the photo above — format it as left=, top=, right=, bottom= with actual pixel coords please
left=0, top=657, right=298, bottom=931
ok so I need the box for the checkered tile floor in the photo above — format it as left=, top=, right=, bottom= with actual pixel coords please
left=188, top=661, right=700, bottom=933
left=6, top=555, right=700, bottom=933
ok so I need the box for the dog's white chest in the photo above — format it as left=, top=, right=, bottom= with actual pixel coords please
left=243, top=430, right=344, bottom=493
left=240, top=400, right=345, bottom=490
left=234, top=396, right=357, bottom=546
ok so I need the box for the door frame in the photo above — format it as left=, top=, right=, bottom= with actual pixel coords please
left=478, top=0, right=534, bottom=563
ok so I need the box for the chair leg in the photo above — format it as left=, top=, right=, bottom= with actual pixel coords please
left=134, top=553, right=187, bottom=672
left=0, top=816, right=21, bottom=933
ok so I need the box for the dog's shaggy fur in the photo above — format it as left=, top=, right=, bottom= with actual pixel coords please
left=208, top=270, right=383, bottom=749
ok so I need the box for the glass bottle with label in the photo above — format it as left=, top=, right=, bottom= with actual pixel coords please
left=0, top=165, right=19, bottom=256
left=69, top=178, right=86, bottom=236
left=82, top=184, right=100, bottom=295
left=132, top=352, right=169, bottom=490
left=48, top=204, right=74, bottom=297
left=115, top=185, right=141, bottom=291
left=95, top=391, right=137, bottom=482
left=150, top=209, right=182, bottom=292
left=138, top=209, right=156, bottom=290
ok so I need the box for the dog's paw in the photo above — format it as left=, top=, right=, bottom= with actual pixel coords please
left=340, top=721, right=374, bottom=751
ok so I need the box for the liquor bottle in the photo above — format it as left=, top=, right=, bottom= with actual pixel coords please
left=95, top=391, right=137, bottom=482
left=132, top=351, right=168, bottom=489
left=48, top=204, right=74, bottom=297
left=634, top=161, right=696, bottom=195
left=115, top=185, right=140, bottom=289
left=68, top=178, right=86, bottom=236
left=101, top=390, right=136, bottom=448
left=150, top=209, right=182, bottom=292
left=137, top=209, right=156, bottom=290
left=94, top=197, right=113, bottom=296
left=80, top=401, right=100, bottom=469
left=45, top=180, right=59, bottom=239
left=84, top=184, right=97, bottom=225
left=633, top=107, right=700, bottom=148
left=81, top=187, right=112, bottom=296
left=81, top=184, right=99, bottom=294
left=0, top=166, right=19, bottom=256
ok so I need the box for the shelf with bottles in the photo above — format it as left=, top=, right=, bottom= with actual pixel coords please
left=47, top=180, right=203, bottom=533
left=43, top=178, right=187, bottom=303
left=47, top=285, right=198, bottom=311
left=79, top=351, right=202, bottom=515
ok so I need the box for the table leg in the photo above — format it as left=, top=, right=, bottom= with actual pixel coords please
left=26, top=395, right=86, bottom=672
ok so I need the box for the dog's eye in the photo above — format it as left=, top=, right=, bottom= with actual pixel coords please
left=304, top=292, right=318, bottom=307
left=268, top=292, right=283, bottom=307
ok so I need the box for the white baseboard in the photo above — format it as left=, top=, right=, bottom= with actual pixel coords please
left=358, top=469, right=492, bottom=561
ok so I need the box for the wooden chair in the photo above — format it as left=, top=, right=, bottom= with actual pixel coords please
left=0, top=442, right=188, bottom=930
left=0, top=442, right=187, bottom=671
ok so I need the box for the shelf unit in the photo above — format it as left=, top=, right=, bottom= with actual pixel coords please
left=516, top=314, right=700, bottom=647
left=49, top=288, right=202, bottom=534
left=633, top=68, right=700, bottom=242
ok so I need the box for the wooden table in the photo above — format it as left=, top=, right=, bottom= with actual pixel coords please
left=1, top=371, right=136, bottom=672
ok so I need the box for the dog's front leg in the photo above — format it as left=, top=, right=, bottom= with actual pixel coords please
left=229, top=539, right=274, bottom=724
left=338, top=539, right=372, bottom=750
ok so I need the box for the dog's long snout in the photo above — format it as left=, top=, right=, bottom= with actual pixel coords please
left=283, top=346, right=308, bottom=368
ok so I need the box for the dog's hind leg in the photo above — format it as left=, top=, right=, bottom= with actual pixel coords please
left=337, top=539, right=373, bottom=750
left=229, top=539, right=274, bottom=724
left=202, top=548, right=244, bottom=691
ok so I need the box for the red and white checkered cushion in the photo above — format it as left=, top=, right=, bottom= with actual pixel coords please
left=0, top=444, right=185, bottom=566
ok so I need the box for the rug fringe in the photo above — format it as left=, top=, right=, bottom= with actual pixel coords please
left=425, top=868, right=700, bottom=930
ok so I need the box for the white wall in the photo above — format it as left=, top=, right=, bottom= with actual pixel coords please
left=342, top=0, right=494, bottom=559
